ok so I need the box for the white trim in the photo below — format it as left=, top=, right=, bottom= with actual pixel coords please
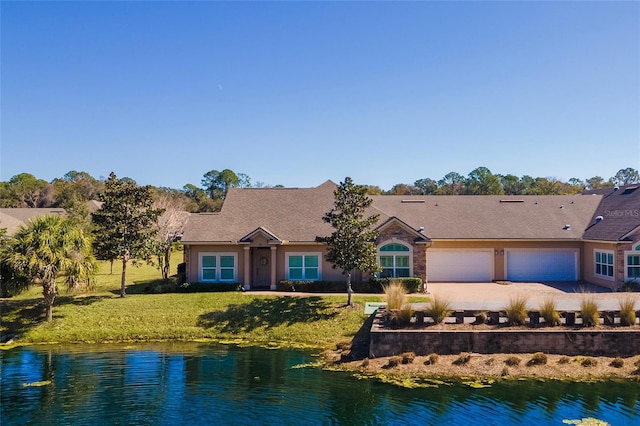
left=199, top=252, right=238, bottom=282
left=504, top=248, right=579, bottom=282
left=624, top=249, right=640, bottom=282
left=594, top=249, right=615, bottom=281
left=285, top=252, right=322, bottom=281
left=377, top=240, right=413, bottom=278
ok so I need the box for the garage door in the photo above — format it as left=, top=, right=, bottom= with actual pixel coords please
left=428, top=251, right=493, bottom=282
left=506, top=250, right=578, bottom=282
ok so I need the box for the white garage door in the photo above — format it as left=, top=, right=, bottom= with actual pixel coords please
left=506, top=250, right=578, bottom=282
left=428, top=251, right=493, bottom=282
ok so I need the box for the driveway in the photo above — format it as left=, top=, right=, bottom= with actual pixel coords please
left=424, top=282, right=632, bottom=311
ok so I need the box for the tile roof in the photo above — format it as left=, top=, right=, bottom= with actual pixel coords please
left=582, top=185, right=640, bottom=241
left=181, top=181, right=606, bottom=243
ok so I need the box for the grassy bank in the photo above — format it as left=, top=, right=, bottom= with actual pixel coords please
left=0, top=253, right=385, bottom=348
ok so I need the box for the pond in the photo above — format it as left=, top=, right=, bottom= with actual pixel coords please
left=1, top=343, right=638, bottom=425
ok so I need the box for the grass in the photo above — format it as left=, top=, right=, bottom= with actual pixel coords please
left=618, top=295, right=637, bottom=326
left=425, top=295, right=452, bottom=324
left=504, top=295, right=529, bottom=326
left=539, top=297, right=561, bottom=326
left=0, top=252, right=383, bottom=349
left=580, top=295, right=600, bottom=327
left=383, top=280, right=406, bottom=310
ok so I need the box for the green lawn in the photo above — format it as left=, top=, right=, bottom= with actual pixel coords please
left=1, top=251, right=390, bottom=349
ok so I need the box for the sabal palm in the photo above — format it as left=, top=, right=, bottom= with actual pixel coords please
left=7, top=215, right=96, bottom=321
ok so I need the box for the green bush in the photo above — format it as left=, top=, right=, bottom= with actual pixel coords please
left=276, top=280, right=384, bottom=293
left=372, top=277, right=422, bottom=293
left=177, top=282, right=243, bottom=293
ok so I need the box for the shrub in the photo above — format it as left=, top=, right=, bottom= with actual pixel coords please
left=384, top=280, right=406, bottom=311
left=178, top=282, right=243, bottom=293
left=401, top=352, right=415, bottom=364
left=619, top=295, right=637, bottom=326
left=618, top=280, right=640, bottom=292
left=425, top=295, right=452, bottom=324
left=389, top=305, right=414, bottom=327
left=505, top=295, right=529, bottom=326
left=424, top=353, right=439, bottom=365
left=505, top=356, right=521, bottom=366
left=580, top=296, right=600, bottom=327
left=361, top=358, right=370, bottom=368
left=558, top=356, right=571, bottom=365
left=387, top=356, right=402, bottom=368
left=580, top=357, right=597, bottom=367
left=610, top=358, right=625, bottom=368
left=527, top=352, right=548, bottom=366
left=373, top=277, right=422, bottom=293
left=539, top=297, right=561, bottom=326
left=474, top=311, right=488, bottom=324
left=501, top=366, right=510, bottom=377
left=485, top=357, right=495, bottom=366
left=634, top=358, right=640, bottom=368
left=453, top=353, right=472, bottom=365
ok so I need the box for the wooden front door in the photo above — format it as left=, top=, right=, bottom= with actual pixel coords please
left=252, top=248, right=271, bottom=289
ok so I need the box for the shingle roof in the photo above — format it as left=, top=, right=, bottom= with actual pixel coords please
left=370, top=195, right=602, bottom=240
left=0, top=208, right=66, bottom=235
left=582, top=185, right=640, bottom=241
left=181, top=181, right=606, bottom=243
left=180, top=180, right=337, bottom=243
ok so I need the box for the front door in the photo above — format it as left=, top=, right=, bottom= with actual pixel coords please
left=252, top=248, right=271, bottom=289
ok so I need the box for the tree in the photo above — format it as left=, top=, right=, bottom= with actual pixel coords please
left=387, top=183, right=420, bottom=195
left=4, top=215, right=96, bottom=321
left=201, top=169, right=249, bottom=200
left=321, top=177, right=381, bottom=306
left=611, top=167, right=640, bottom=186
left=414, top=178, right=438, bottom=195
left=153, top=190, right=190, bottom=280
left=7, top=173, right=49, bottom=207
left=92, top=173, right=164, bottom=297
left=585, top=176, right=614, bottom=190
left=437, top=172, right=466, bottom=195
left=465, top=167, right=504, bottom=195
left=0, top=226, right=31, bottom=297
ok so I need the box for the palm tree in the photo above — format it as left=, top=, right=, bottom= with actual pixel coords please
left=6, top=215, right=97, bottom=321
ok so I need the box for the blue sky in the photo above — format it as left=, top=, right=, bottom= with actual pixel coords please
left=1, top=1, right=638, bottom=191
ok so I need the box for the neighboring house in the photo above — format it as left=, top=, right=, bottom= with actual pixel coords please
left=581, top=185, right=640, bottom=287
left=181, top=180, right=640, bottom=291
left=0, top=208, right=66, bottom=235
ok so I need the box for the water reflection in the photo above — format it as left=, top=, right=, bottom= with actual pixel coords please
left=1, top=343, right=638, bottom=425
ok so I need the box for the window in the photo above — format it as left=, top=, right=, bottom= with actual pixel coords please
left=200, top=253, right=237, bottom=282
left=625, top=243, right=640, bottom=282
left=594, top=250, right=614, bottom=279
left=286, top=253, right=321, bottom=280
left=379, top=242, right=411, bottom=278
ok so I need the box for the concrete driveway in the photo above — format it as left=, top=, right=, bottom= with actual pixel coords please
left=424, top=282, right=633, bottom=311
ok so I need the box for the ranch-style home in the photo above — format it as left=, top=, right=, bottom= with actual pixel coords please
left=180, top=181, right=640, bottom=291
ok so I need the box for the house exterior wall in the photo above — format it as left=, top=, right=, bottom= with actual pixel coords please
left=183, top=242, right=346, bottom=287
left=583, top=241, right=622, bottom=290
left=376, top=223, right=428, bottom=282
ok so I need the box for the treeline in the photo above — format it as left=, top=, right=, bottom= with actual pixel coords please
left=0, top=167, right=638, bottom=213
left=370, top=167, right=640, bottom=196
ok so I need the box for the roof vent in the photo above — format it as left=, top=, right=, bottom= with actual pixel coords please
left=418, top=226, right=425, bottom=233
left=563, top=224, right=571, bottom=230
left=614, top=186, right=619, bottom=191
left=499, top=199, right=524, bottom=203
left=623, top=186, right=639, bottom=194
left=595, top=215, right=604, bottom=223
left=401, top=199, right=425, bottom=203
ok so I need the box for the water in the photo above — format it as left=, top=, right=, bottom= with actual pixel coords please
left=1, top=343, right=638, bottom=425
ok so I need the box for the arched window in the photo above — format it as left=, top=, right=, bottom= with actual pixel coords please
left=378, top=242, right=411, bottom=278
left=626, top=242, right=640, bottom=281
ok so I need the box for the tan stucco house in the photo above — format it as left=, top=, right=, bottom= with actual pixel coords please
left=180, top=181, right=640, bottom=291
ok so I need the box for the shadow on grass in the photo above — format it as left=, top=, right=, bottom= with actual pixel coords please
left=198, top=296, right=338, bottom=333
left=1, top=295, right=107, bottom=338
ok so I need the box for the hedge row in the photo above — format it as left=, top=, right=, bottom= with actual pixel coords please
left=276, top=278, right=422, bottom=294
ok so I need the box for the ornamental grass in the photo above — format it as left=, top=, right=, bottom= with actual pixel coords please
left=425, top=295, right=452, bottom=324
left=539, top=297, right=561, bottom=326
left=618, top=295, right=637, bottom=326
left=580, top=295, right=600, bottom=327
left=505, top=295, right=529, bottom=326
